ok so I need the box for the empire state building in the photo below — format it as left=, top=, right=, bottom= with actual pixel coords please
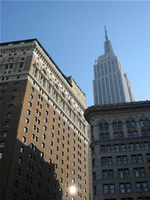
left=93, top=27, right=135, bottom=105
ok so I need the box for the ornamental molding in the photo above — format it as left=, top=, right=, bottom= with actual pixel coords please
left=84, top=101, right=150, bottom=123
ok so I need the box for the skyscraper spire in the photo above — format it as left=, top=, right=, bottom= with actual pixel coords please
left=104, top=26, right=113, bottom=54
left=105, top=26, right=108, bottom=41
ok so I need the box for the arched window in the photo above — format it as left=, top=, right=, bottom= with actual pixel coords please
left=145, top=119, right=150, bottom=126
left=99, top=123, right=103, bottom=130
left=131, top=121, right=136, bottom=128
left=126, top=121, right=130, bottom=128
left=113, top=122, right=117, bottom=129
left=8, top=57, right=15, bottom=62
left=118, top=122, right=122, bottom=129
left=104, top=123, right=109, bottom=130
left=140, top=120, right=144, bottom=127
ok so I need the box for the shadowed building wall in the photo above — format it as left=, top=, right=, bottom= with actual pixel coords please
left=0, top=39, right=89, bottom=200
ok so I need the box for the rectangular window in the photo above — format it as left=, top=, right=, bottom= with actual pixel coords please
left=106, top=145, right=111, bottom=152
left=117, top=156, right=121, bottom=165
left=121, top=144, right=126, bottom=151
left=10, top=96, right=15, bottom=102
left=130, top=143, right=134, bottom=150
left=107, top=157, right=112, bottom=165
left=2, top=131, right=7, bottom=137
left=132, top=155, right=136, bottom=163
left=144, top=142, right=149, bottom=150
left=101, top=157, right=106, bottom=166
left=0, top=141, right=5, bottom=148
left=101, top=145, right=105, bottom=153
left=115, top=145, right=120, bottom=152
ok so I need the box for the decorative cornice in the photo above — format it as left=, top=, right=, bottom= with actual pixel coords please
left=84, top=101, right=150, bottom=123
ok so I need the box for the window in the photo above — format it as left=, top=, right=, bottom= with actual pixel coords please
left=25, top=118, right=29, bottom=124
left=126, top=121, right=130, bottom=128
left=105, top=133, right=110, bottom=140
left=116, top=156, right=127, bottom=165
left=121, top=144, right=126, bottom=151
left=118, top=169, right=129, bottom=178
left=144, top=142, right=149, bottom=149
left=132, top=154, right=143, bottom=163
left=92, top=159, right=95, bottom=168
left=145, top=119, right=150, bottom=126
left=146, top=154, right=150, bottom=161
left=114, top=132, right=118, bottom=139
left=40, top=152, right=44, bottom=158
left=27, top=109, right=31, bottom=115
left=101, top=145, right=105, bottom=153
left=0, top=97, right=3, bottom=103
left=100, top=134, right=104, bottom=140
left=114, top=132, right=123, bottom=139
left=131, top=155, right=136, bottom=163
left=128, top=132, right=132, bottom=138
left=130, top=143, right=134, bottom=150
left=99, top=123, right=103, bottom=130
left=41, top=143, right=45, bottom=148
left=2, top=131, right=7, bottom=137
left=4, top=121, right=9, bottom=127
left=24, top=127, right=28, bottom=133
left=107, top=157, right=112, bottom=165
left=131, top=121, right=136, bottom=127
left=102, top=170, right=114, bottom=179
left=115, top=144, right=120, bottom=152
left=120, top=132, right=124, bottom=138
left=30, top=94, right=33, bottom=99
left=118, top=122, right=122, bottom=129
left=10, top=96, right=15, bottom=102
left=104, top=123, right=109, bottom=130
left=0, top=141, right=5, bottom=148
left=18, top=157, right=23, bottom=164
left=120, top=183, right=131, bottom=193
left=133, top=131, right=138, bottom=137
left=140, top=120, right=144, bottom=127
left=102, top=157, right=112, bottom=166
left=20, top=146, right=24, bottom=153
left=106, top=145, right=111, bottom=152
left=136, top=182, right=148, bottom=192
left=103, top=185, right=108, bottom=194
left=28, top=101, right=32, bottom=107
left=142, top=130, right=146, bottom=136
left=103, top=184, right=115, bottom=194
left=138, top=155, right=143, bottom=163
left=135, top=143, right=140, bottom=150
left=101, top=157, right=106, bottom=166
left=43, top=126, right=47, bottom=131
left=22, top=136, right=26, bottom=143
left=134, top=168, right=145, bottom=177
left=117, top=156, right=121, bottom=165
left=113, top=122, right=117, bottom=129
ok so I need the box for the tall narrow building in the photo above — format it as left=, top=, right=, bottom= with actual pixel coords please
left=0, top=39, right=89, bottom=200
left=93, top=27, right=135, bottom=105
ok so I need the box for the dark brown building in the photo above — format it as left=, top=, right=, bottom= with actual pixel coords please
left=84, top=101, right=150, bottom=200
left=0, top=39, right=89, bottom=200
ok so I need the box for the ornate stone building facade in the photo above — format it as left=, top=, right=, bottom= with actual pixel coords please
left=85, top=101, right=150, bottom=200
left=0, top=39, right=89, bottom=200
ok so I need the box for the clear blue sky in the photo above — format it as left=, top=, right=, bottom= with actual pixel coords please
left=1, top=0, right=150, bottom=107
